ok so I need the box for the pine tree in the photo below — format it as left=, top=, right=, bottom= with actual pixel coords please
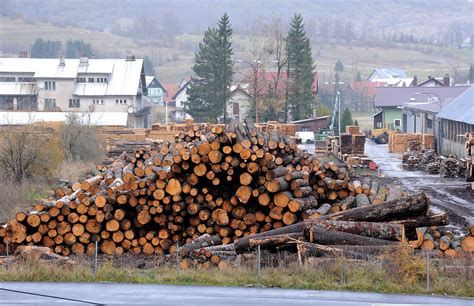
left=143, top=56, right=155, bottom=75
left=334, top=60, right=344, bottom=72
left=285, top=14, right=315, bottom=122
left=186, top=13, right=233, bottom=123
left=65, top=40, right=93, bottom=58
left=340, top=108, right=353, bottom=133
left=355, top=71, right=362, bottom=81
left=354, top=119, right=359, bottom=126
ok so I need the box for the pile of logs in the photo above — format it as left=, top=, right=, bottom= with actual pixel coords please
left=0, top=119, right=388, bottom=257
left=406, top=139, right=422, bottom=152
left=410, top=222, right=474, bottom=257
left=402, top=150, right=466, bottom=178
left=177, top=192, right=470, bottom=269
left=439, top=156, right=459, bottom=178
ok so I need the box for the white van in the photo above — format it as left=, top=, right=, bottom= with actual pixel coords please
left=295, top=131, right=315, bottom=144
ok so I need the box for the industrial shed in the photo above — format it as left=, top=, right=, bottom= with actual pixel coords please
left=436, top=86, right=474, bottom=157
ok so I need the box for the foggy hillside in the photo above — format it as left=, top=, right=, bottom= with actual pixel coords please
left=4, top=0, right=473, bottom=41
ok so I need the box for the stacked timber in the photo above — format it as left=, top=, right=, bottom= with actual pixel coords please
left=406, top=139, right=422, bottom=152
left=409, top=225, right=474, bottom=258
left=178, top=192, right=471, bottom=268
left=339, top=133, right=353, bottom=154
left=440, top=156, right=459, bottom=178
left=352, top=135, right=365, bottom=155
left=0, top=119, right=361, bottom=256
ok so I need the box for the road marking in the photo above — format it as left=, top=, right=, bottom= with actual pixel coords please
left=0, top=287, right=100, bottom=305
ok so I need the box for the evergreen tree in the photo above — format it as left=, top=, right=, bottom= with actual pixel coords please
left=285, top=14, right=315, bottom=121
left=186, top=13, right=234, bottom=122
left=340, top=108, right=353, bottom=133
left=31, top=39, right=62, bottom=58
left=354, top=119, right=359, bottom=126
left=143, top=56, right=155, bottom=75
left=65, top=40, right=93, bottom=58
left=334, top=59, right=344, bottom=72
left=355, top=71, right=362, bottom=81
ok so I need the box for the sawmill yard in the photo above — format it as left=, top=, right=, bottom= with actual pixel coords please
left=0, top=121, right=473, bottom=298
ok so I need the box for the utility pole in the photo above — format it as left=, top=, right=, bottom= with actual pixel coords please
left=284, top=59, right=290, bottom=123
left=253, top=62, right=259, bottom=123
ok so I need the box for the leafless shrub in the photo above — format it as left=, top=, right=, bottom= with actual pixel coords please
left=56, top=159, right=97, bottom=182
left=59, top=113, right=104, bottom=162
left=0, top=180, right=48, bottom=221
left=0, top=124, right=63, bottom=182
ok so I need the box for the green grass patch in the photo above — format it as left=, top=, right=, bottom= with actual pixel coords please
left=0, top=260, right=472, bottom=297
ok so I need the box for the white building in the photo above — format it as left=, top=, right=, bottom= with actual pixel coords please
left=172, top=78, right=191, bottom=122
left=0, top=56, right=150, bottom=128
left=220, top=85, right=252, bottom=123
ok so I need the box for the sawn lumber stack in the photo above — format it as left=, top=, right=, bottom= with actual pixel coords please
left=0, top=120, right=450, bottom=258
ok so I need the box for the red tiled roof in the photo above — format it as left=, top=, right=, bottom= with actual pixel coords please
left=349, top=81, right=386, bottom=97
left=163, top=83, right=178, bottom=102
left=248, top=70, right=318, bottom=96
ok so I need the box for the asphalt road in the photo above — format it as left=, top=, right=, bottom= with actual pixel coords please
left=0, top=282, right=472, bottom=305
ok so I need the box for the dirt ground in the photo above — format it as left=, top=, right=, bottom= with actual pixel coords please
left=364, top=140, right=474, bottom=226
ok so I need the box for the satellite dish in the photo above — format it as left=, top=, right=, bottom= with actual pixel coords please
left=127, top=106, right=134, bottom=114
left=37, top=81, right=45, bottom=89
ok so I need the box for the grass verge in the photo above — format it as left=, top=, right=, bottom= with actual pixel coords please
left=0, top=259, right=472, bottom=298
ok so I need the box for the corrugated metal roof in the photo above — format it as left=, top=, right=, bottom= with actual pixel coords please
left=0, top=58, right=143, bottom=96
left=0, top=112, right=128, bottom=126
left=437, top=86, right=474, bottom=124
left=0, top=83, right=35, bottom=95
left=375, top=86, right=469, bottom=107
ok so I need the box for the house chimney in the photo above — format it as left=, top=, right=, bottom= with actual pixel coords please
left=19, top=50, right=28, bottom=58
left=126, top=54, right=136, bottom=61
left=412, top=75, right=417, bottom=86
left=443, top=73, right=450, bottom=86
left=428, top=75, right=432, bottom=80
left=59, top=56, right=65, bottom=66
left=79, top=57, right=89, bottom=65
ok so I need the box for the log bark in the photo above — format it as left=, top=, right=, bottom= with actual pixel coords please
left=323, top=193, right=429, bottom=222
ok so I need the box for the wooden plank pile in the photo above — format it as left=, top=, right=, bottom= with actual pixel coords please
left=389, top=133, right=435, bottom=154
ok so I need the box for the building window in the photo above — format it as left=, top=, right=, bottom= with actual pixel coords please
left=302, top=127, right=311, bottom=131
left=18, top=77, right=33, bottom=82
left=233, top=103, right=239, bottom=115
left=0, top=77, right=15, bottom=82
left=88, top=78, right=94, bottom=83
left=76, top=77, right=86, bottom=83
left=44, top=99, right=56, bottom=108
left=45, top=81, right=56, bottom=90
left=426, top=118, right=433, bottom=129
left=97, top=77, right=108, bottom=83
left=116, top=99, right=119, bottom=104
left=93, top=99, right=104, bottom=105
left=69, top=98, right=80, bottom=108
left=123, top=99, right=127, bottom=105
left=394, top=119, right=401, bottom=127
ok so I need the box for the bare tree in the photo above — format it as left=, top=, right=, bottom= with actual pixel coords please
left=59, top=113, right=103, bottom=162
left=0, top=121, right=62, bottom=182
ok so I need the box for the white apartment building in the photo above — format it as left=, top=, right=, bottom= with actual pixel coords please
left=0, top=56, right=150, bottom=127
